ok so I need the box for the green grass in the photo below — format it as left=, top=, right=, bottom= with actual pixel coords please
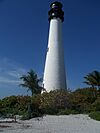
left=89, top=111, right=100, bottom=121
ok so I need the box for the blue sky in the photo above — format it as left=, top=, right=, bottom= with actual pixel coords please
left=0, top=0, right=100, bottom=98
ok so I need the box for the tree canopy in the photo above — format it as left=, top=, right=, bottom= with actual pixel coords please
left=84, top=70, right=100, bottom=89
left=20, top=70, right=42, bottom=96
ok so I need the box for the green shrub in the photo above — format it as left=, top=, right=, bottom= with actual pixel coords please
left=42, top=107, right=58, bottom=115
left=92, top=97, right=100, bottom=111
left=21, top=112, right=31, bottom=120
left=58, top=109, right=79, bottom=115
left=40, top=90, right=71, bottom=115
left=89, top=111, right=100, bottom=121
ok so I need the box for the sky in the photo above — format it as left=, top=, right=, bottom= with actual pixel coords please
left=0, top=0, right=100, bottom=98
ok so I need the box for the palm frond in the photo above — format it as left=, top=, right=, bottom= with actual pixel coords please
left=19, top=69, right=42, bottom=96
left=84, top=70, right=100, bottom=89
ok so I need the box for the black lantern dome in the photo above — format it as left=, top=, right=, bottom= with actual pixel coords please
left=48, top=1, right=64, bottom=22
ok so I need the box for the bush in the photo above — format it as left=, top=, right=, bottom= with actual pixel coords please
left=92, top=97, right=100, bottom=111
left=21, top=110, right=43, bottom=120
left=57, top=109, right=79, bottom=115
left=1, top=87, right=100, bottom=119
left=40, top=90, right=71, bottom=115
left=89, top=111, right=100, bottom=121
left=21, top=112, right=31, bottom=120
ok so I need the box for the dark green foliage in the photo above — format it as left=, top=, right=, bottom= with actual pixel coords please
left=57, top=109, right=79, bottom=115
left=1, top=70, right=100, bottom=120
left=39, top=90, right=71, bottom=114
left=16, top=96, right=31, bottom=113
left=20, top=70, right=42, bottom=96
left=2, top=96, right=17, bottom=108
left=73, top=88, right=98, bottom=103
left=21, top=111, right=31, bottom=120
left=1, top=96, right=17, bottom=116
left=0, top=88, right=100, bottom=120
left=89, top=111, right=100, bottom=121
left=84, top=70, right=100, bottom=89
left=0, top=95, right=43, bottom=119
left=92, top=97, right=100, bottom=111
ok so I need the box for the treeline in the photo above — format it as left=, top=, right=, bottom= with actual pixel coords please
left=0, top=70, right=100, bottom=120
left=0, top=88, right=100, bottom=120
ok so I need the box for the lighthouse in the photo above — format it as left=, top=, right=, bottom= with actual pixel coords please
left=43, top=1, right=66, bottom=92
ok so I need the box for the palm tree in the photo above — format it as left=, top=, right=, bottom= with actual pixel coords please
left=84, top=70, right=100, bottom=89
left=20, top=70, right=42, bottom=96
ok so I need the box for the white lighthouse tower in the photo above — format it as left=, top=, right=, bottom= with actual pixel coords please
left=43, top=1, right=66, bottom=92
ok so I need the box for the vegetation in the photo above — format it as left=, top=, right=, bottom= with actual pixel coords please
left=0, top=88, right=100, bottom=120
left=89, top=112, right=100, bottom=121
left=0, top=70, right=100, bottom=121
left=20, top=70, right=43, bottom=96
left=84, top=70, right=100, bottom=89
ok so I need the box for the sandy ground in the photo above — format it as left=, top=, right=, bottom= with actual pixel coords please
left=0, top=114, right=100, bottom=133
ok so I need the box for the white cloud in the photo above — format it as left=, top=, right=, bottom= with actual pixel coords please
left=0, top=57, right=27, bottom=85
left=7, top=71, right=21, bottom=78
left=7, top=68, right=27, bottom=78
left=0, top=76, right=22, bottom=85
